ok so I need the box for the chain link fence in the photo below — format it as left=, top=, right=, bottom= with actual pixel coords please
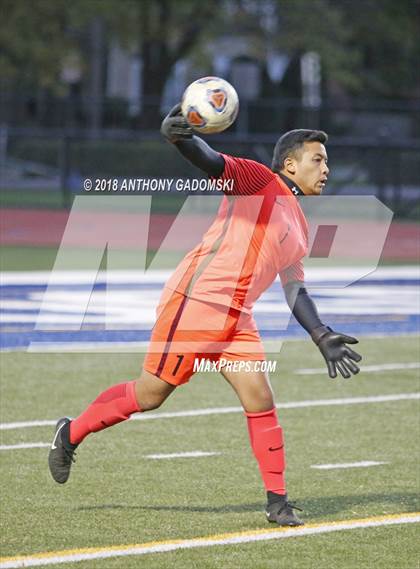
left=1, top=126, right=419, bottom=218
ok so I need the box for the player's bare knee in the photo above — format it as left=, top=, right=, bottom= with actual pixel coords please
left=134, top=372, right=175, bottom=412
left=243, top=382, right=275, bottom=412
left=132, top=386, right=167, bottom=412
left=137, top=397, right=164, bottom=412
left=250, top=392, right=275, bottom=413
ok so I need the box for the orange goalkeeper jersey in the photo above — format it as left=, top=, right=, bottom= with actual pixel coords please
left=163, top=154, right=308, bottom=313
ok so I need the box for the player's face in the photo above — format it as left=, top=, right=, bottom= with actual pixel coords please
left=291, top=141, right=329, bottom=195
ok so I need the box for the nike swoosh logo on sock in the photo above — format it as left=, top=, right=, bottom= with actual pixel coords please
left=268, top=445, right=284, bottom=452
left=51, top=422, right=66, bottom=450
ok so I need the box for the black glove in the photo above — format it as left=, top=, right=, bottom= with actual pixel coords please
left=160, top=103, right=193, bottom=143
left=311, top=325, right=362, bottom=379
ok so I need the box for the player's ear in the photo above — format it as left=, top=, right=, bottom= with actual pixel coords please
left=283, top=157, right=296, bottom=175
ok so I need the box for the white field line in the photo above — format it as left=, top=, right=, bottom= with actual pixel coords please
left=311, top=461, right=388, bottom=470
left=0, top=333, right=412, bottom=353
left=296, top=362, right=420, bottom=375
left=0, top=513, right=418, bottom=568
left=0, top=445, right=220, bottom=457
left=1, top=266, right=418, bottom=285
left=145, top=451, right=221, bottom=459
left=0, top=392, right=419, bottom=432
left=0, top=442, right=50, bottom=451
left=1, top=333, right=418, bottom=354
left=26, top=341, right=151, bottom=353
left=0, top=332, right=415, bottom=353
left=0, top=420, right=55, bottom=431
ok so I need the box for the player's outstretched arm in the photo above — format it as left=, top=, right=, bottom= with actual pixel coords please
left=283, top=281, right=362, bottom=379
left=161, top=104, right=224, bottom=177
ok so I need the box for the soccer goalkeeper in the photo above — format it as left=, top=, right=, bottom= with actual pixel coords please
left=49, top=104, right=361, bottom=527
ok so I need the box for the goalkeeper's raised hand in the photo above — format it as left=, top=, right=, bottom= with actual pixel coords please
left=311, top=326, right=362, bottom=379
left=161, top=103, right=193, bottom=143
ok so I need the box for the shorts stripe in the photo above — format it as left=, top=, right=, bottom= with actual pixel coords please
left=231, top=194, right=273, bottom=310
left=185, top=199, right=234, bottom=296
left=155, top=294, right=188, bottom=378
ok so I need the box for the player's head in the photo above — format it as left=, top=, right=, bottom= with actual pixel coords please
left=271, top=129, right=329, bottom=195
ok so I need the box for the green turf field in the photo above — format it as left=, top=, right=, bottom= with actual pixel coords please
left=0, top=336, right=419, bottom=568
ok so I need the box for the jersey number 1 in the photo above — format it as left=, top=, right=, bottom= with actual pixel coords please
left=172, top=355, right=184, bottom=376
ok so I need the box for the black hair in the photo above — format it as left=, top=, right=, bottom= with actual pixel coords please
left=271, top=129, right=328, bottom=173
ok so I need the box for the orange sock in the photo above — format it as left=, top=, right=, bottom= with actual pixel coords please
left=69, top=380, right=141, bottom=445
left=245, top=407, right=286, bottom=494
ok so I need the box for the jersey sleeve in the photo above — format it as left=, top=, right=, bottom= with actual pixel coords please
left=216, top=153, right=276, bottom=195
left=279, top=259, right=305, bottom=287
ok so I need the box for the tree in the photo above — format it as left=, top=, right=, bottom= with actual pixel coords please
left=134, top=0, right=221, bottom=126
left=339, top=0, right=420, bottom=98
left=1, top=0, right=418, bottom=130
left=271, top=0, right=362, bottom=91
left=0, top=0, right=75, bottom=91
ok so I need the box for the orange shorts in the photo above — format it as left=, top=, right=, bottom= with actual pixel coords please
left=143, top=290, right=265, bottom=385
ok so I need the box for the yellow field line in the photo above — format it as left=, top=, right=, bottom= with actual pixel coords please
left=1, top=512, right=419, bottom=568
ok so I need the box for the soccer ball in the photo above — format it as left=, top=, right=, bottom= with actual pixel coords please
left=181, top=77, right=239, bottom=134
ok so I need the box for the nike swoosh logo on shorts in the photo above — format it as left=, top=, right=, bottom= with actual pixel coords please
left=279, top=224, right=291, bottom=244
left=51, top=422, right=66, bottom=450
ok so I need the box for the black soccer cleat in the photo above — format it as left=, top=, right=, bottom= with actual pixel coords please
left=265, top=493, right=304, bottom=526
left=48, top=417, right=78, bottom=484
